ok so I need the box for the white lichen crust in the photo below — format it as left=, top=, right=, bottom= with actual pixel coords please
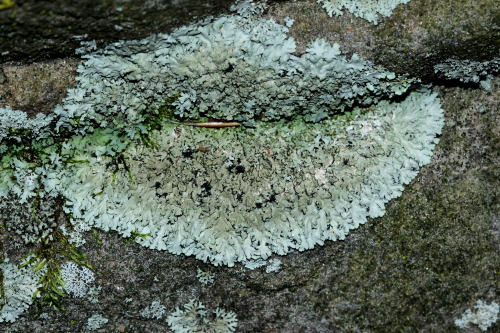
left=57, top=91, right=443, bottom=266
left=455, top=300, right=499, bottom=331
left=317, top=0, right=412, bottom=24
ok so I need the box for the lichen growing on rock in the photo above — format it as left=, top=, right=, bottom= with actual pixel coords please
left=52, top=14, right=415, bottom=133
left=0, top=107, right=53, bottom=143
left=0, top=10, right=432, bottom=269
left=60, top=261, right=95, bottom=298
left=166, top=299, right=238, bottom=333
left=455, top=300, right=499, bottom=331
left=56, top=90, right=443, bottom=266
left=86, top=313, right=108, bottom=331
left=0, top=260, right=43, bottom=323
left=434, top=57, right=500, bottom=90
left=0, top=11, right=444, bottom=329
left=317, top=0, right=412, bottom=24
left=140, top=300, right=167, bottom=320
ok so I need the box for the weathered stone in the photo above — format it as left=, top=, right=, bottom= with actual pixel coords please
left=0, top=1, right=498, bottom=332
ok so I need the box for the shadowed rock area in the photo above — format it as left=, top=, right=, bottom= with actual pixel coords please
left=0, top=0, right=236, bottom=64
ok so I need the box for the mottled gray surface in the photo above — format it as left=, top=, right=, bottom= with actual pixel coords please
left=0, top=0, right=236, bottom=64
left=0, top=0, right=499, bottom=332
left=267, top=0, right=500, bottom=81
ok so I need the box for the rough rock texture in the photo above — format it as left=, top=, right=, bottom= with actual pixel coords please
left=0, top=0, right=499, bottom=332
left=0, top=59, right=79, bottom=117
left=267, top=0, right=500, bottom=81
left=0, top=0, right=236, bottom=64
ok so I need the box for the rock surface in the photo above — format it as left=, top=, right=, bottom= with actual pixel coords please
left=0, top=0, right=499, bottom=332
left=0, top=0, right=236, bottom=64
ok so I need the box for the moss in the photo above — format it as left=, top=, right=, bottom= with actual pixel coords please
left=0, top=0, right=14, bottom=11
left=331, top=175, right=499, bottom=332
left=282, top=79, right=499, bottom=333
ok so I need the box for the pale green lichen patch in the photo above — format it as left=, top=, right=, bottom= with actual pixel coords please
left=53, top=14, right=414, bottom=132
left=167, top=299, right=238, bottom=333
left=0, top=7, right=446, bottom=325
left=317, top=0, right=412, bottom=24
left=55, top=91, right=443, bottom=266
left=455, top=300, right=499, bottom=331
left=434, top=57, right=500, bottom=90
left=0, top=260, right=43, bottom=323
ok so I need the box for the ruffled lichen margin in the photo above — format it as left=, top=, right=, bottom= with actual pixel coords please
left=317, top=0, right=412, bottom=24
left=1, top=7, right=444, bottom=321
left=58, top=90, right=443, bottom=266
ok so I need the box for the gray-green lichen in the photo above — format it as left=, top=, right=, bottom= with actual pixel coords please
left=0, top=10, right=441, bottom=268
left=86, top=313, right=108, bottom=331
left=55, top=90, right=443, bottom=266
left=0, top=107, right=53, bottom=144
left=166, top=299, right=238, bottom=333
left=140, top=300, right=167, bottom=320
left=230, top=0, right=268, bottom=18
left=0, top=196, right=58, bottom=244
left=0, top=260, right=43, bottom=323
left=54, top=14, right=415, bottom=132
left=0, top=6, right=446, bottom=325
left=317, top=0, right=412, bottom=24
left=455, top=300, right=499, bottom=331
left=60, top=261, right=95, bottom=298
left=434, top=57, right=500, bottom=90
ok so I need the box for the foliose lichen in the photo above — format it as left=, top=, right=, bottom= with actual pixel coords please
left=60, top=261, right=95, bottom=298
left=0, top=107, right=53, bottom=144
left=230, top=0, right=268, bottom=18
left=434, top=57, right=500, bottom=90
left=52, top=14, right=415, bottom=132
left=86, top=285, right=101, bottom=304
left=243, top=259, right=267, bottom=270
left=166, top=299, right=238, bottom=333
left=140, top=300, right=167, bottom=320
left=86, top=313, right=108, bottom=331
left=55, top=90, right=443, bottom=266
left=0, top=259, right=42, bottom=323
left=196, top=269, right=215, bottom=285
left=0, top=9, right=432, bottom=270
left=317, top=0, right=412, bottom=24
left=265, top=258, right=282, bottom=273
left=0, top=196, right=58, bottom=244
left=0, top=6, right=445, bottom=325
